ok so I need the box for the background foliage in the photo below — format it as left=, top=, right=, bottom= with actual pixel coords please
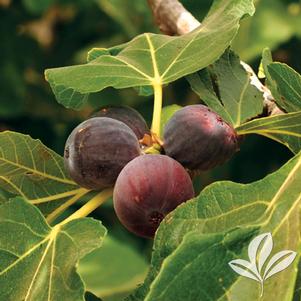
left=1, top=0, right=301, bottom=300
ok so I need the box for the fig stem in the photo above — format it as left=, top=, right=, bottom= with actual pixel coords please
left=151, top=83, right=163, bottom=137
left=61, top=188, right=113, bottom=224
left=46, top=188, right=89, bottom=224
left=144, top=143, right=161, bottom=154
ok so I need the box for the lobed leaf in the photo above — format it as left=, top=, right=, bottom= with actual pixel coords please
left=236, top=111, right=301, bottom=154
left=0, top=131, right=87, bottom=216
left=0, top=198, right=107, bottom=301
left=187, top=49, right=264, bottom=127
left=45, top=0, right=255, bottom=110
left=144, top=228, right=259, bottom=301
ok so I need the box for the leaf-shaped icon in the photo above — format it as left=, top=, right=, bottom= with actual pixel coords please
left=263, top=250, right=297, bottom=280
left=228, top=259, right=261, bottom=282
left=258, top=233, right=273, bottom=272
left=248, top=232, right=273, bottom=273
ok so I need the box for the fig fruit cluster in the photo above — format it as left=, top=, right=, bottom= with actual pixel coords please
left=64, top=104, right=239, bottom=238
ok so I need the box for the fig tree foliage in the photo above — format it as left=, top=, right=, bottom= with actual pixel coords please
left=1, top=0, right=301, bottom=301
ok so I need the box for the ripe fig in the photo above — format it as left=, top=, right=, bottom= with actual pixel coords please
left=64, top=117, right=141, bottom=190
left=113, top=154, right=195, bottom=238
left=92, top=105, right=150, bottom=139
left=163, top=105, right=239, bottom=171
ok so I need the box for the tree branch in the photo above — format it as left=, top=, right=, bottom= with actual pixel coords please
left=147, top=0, right=199, bottom=35
left=147, top=0, right=284, bottom=116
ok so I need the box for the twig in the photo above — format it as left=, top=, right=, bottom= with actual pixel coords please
left=147, top=0, right=284, bottom=116
left=147, top=0, right=199, bottom=35
left=240, top=62, right=284, bottom=116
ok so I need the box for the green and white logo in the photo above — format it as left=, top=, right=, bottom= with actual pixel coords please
left=229, top=233, right=297, bottom=297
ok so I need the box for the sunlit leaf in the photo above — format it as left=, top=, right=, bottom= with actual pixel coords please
left=0, top=198, right=106, bottom=301
left=145, top=228, right=259, bottom=301
left=45, top=0, right=255, bottom=109
left=236, top=112, right=301, bottom=154
left=0, top=131, right=88, bottom=216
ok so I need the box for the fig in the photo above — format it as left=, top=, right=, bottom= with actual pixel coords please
left=113, top=154, right=195, bottom=238
left=163, top=105, right=239, bottom=171
left=92, top=105, right=150, bottom=139
left=64, top=117, right=141, bottom=190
